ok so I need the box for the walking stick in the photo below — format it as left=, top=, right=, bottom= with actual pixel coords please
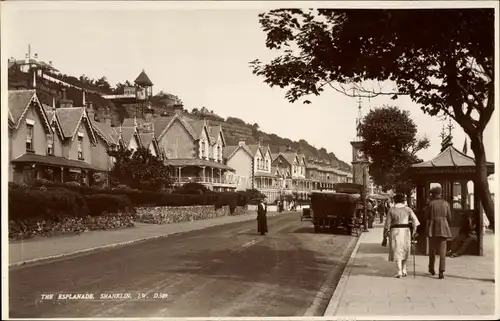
left=412, top=233, right=417, bottom=278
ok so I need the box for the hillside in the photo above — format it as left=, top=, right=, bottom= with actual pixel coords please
left=8, top=67, right=351, bottom=172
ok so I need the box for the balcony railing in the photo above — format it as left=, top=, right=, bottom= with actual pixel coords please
left=176, top=176, right=238, bottom=185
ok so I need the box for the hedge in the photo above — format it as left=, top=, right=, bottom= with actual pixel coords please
left=9, top=186, right=89, bottom=221
left=23, top=180, right=248, bottom=209
left=84, top=194, right=133, bottom=216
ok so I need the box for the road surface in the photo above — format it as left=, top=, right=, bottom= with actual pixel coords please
left=9, top=212, right=357, bottom=318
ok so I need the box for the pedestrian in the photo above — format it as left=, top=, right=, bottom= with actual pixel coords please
left=366, top=199, right=374, bottom=228
left=426, top=186, right=452, bottom=279
left=382, top=193, right=420, bottom=278
left=447, top=211, right=477, bottom=258
left=378, top=200, right=386, bottom=224
left=256, top=198, right=268, bottom=235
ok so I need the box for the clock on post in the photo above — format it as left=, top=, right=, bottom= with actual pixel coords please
left=350, top=140, right=369, bottom=186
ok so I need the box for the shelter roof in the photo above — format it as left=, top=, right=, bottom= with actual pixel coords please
left=411, top=145, right=494, bottom=175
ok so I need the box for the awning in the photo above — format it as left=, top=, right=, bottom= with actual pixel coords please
left=254, top=171, right=276, bottom=178
left=164, top=158, right=234, bottom=171
left=11, top=153, right=106, bottom=171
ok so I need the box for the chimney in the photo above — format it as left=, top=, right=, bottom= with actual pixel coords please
left=145, top=112, right=153, bottom=124
left=32, top=69, right=37, bottom=88
left=239, top=141, right=246, bottom=147
left=82, top=90, right=86, bottom=106
left=286, top=145, right=292, bottom=152
left=52, top=97, right=56, bottom=109
left=103, top=115, right=112, bottom=126
left=59, top=88, right=73, bottom=108
left=173, top=103, right=183, bottom=115
left=86, top=101, right=96, bottom=121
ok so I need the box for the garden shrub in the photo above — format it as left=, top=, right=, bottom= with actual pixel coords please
left=175, top=182, right=210, bottom=195
left=84, top=194, right=133, bottom=216
left=9, top=186, right=89, bottom=221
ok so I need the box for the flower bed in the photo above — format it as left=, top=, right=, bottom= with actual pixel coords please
left=135, top=205, right=248, bottom=225
left=8, top=212, right=136, bottom=241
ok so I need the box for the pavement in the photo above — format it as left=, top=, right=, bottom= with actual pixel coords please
left=9, top=212, right=358, bottom=318
left=9, top=211, right=286, bottom=267
left=325, top=223, right=497, bottom=318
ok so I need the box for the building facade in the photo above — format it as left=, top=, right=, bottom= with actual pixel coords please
left=153, top=104, right=237, bottom=191
left=8, top=89, right=106, bottom=186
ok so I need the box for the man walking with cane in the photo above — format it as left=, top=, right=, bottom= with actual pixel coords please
left=426, top=186, right=452, bottom=279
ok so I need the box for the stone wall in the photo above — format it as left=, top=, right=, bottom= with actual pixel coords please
left=9, top=212, right=136, bottom=241
left=136, top=205, right=248, bottom=225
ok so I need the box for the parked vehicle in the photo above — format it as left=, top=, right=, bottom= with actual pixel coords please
left=309, top=183, right=366, bottom=235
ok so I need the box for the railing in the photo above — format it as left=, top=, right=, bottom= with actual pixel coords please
left=176, top=176, right=237, bottom=185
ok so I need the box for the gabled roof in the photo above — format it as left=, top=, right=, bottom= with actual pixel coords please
left=209, top=125, right=226, bottom=146
left=52, top=107, right=98, bottom=145
left=154, top=114, right=197, bottom=142
left=274, top=152, right=298, bottom=166
left=140, top=132, right=154, bottom=148
left=260, top=145, right=272, bottom=158
left=247, top=144, right=262, bottom=157
left=134, top=70, right=153, bottom=86
left=412, top=145, right=494, bottom=168
left=185, top=118, right=211, bottom=143
left=122, top=117, right=138, bottom=127
left=92, top=120, right=119, bottom=146
left=120, top=127, right=141, bottom=148
left=223, top=144, right=254, bottom=160
left=55, top=107, right=84, bottom=138
left=8, top=90, right=51, bottom=132
left=271, top=153, right=280, bottom=161
left=153, top=116, right=174, bottom=139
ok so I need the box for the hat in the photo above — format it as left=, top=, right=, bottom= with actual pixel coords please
left=430, top=186, right=442, bottom=196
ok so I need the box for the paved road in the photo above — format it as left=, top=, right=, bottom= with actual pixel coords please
left=9, top=213, right=357, bottom=318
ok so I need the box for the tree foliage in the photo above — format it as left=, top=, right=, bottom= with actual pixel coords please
left=251, top=8, right=495, bottom=228
left=359, top=106, right=430, bottom=195
left=107, top=146, right=174, bottom=191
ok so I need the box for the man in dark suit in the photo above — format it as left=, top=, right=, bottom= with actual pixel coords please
left=426, top=186, right=452, bottom=279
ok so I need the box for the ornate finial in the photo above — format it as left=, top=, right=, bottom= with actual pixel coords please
left=439, top=120, right=447, bottom=141
left=447, top=118, right=454, bottom=137
left=355, top=96, right=363, bottom=139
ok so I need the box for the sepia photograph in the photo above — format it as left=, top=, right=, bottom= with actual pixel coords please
left=1, top=1, right=498, bottom=320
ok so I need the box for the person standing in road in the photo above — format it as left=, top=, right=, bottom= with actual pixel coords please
left=426, top=186, right=452, bottom=279
left=257, top=198, right=268, bottom=235
left=382, top=193, right=420, bottom=278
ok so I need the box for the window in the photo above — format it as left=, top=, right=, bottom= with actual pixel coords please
left=77, top=136, right=84, bottom=159
left=200, top=140, right=206, bottom=158
left=218, top=146, right=222, bottom=161
left=26, top=124, right=34, bottom=151
left=47, top=133, right=54, bottom=155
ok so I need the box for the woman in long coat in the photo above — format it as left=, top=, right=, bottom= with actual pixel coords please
left=257, top=198, right=268, bottom=235
left=382, top=193, right=420, bottom=278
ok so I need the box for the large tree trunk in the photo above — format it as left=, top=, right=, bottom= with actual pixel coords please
left=470, top=135, right=495, bottom=231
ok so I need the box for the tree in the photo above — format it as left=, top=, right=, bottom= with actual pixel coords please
left=251, top=9, right=495, bottom=228
left=359, top=106, right=430, bottom=196
left=107, top=146, right=174, bottom=191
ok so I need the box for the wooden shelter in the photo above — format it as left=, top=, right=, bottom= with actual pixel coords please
left=408, top=145, right=494, bottom=256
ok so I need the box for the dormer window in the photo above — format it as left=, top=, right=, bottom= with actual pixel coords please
left=26, top=121, right=34, bottom=152
left=77, top=133, right=84, bottom=159
left=47, top=133, right=54, bottom=155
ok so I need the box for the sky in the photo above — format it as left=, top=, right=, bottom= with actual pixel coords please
left=2, top=2, right=497, bottom=168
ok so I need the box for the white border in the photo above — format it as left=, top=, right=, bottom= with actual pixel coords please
left=2, top=1, right=499, bottom=321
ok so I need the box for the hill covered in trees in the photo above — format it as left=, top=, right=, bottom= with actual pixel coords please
left=8, top=66, right=351, bottom=172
